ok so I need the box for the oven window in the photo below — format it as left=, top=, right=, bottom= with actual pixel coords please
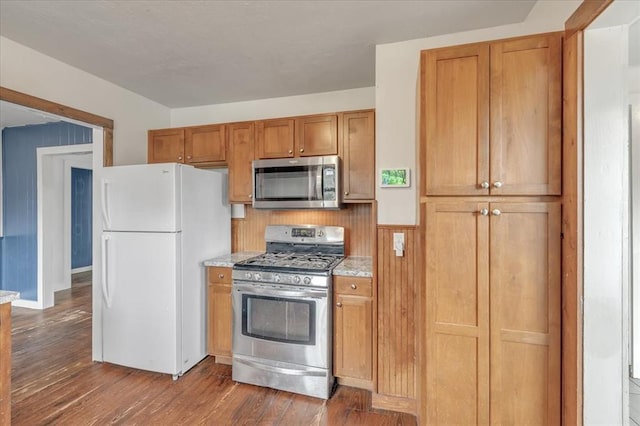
left=242, top=294, right=316, bottom=345
left=254, top=165, right=322, bottom=201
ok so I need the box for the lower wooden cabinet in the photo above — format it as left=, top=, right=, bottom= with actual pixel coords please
left=423, top=201, right=561, bottom=424
left=0, top=303, right=12, bottom=425
left=333, top=275, right=373, bottom=389
left=207, top=266, right=233, bottom=364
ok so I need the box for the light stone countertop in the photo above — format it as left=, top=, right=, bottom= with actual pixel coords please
left=333, top=256, right=373, bottom=278
left=203, top=251, right=263, bottom=268
left=0, top=290, right=20, bottom=304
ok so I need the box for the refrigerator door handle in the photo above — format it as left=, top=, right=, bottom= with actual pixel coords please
left=101, top=235, right=113, bottom=308
left=101, top=179, right=111, bottom=229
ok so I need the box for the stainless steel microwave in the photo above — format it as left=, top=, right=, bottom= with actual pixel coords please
left=252, top=155, right=341, bottom=209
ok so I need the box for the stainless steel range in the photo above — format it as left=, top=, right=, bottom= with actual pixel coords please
left=231, top=225, right=345, bottom=399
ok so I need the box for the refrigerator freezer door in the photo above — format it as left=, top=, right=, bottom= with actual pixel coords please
left=102, top=231, right=181, bottom=375
left=102, top=163, right=181, bottom=232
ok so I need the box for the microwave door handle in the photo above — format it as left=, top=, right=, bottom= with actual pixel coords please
left=315, top=167, right=322, bottom=201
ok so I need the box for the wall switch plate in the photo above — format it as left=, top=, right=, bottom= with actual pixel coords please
left=393, top=232, right=405, bottom=257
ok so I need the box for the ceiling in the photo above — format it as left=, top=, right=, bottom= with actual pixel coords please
left=0, top=0, right=537, bottom=108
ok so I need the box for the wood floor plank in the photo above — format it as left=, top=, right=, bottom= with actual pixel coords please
left=11, top=275, right=416, bottom=425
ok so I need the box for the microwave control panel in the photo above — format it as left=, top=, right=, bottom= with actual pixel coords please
left=323, top=166, right=336, bottom=201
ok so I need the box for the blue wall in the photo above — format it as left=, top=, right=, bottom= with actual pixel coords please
left=71, top=167, right=93, bottom=269
left=1, top=122, right=92, bottom=300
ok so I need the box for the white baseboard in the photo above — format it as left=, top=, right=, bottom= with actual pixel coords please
left=72, top=266, right=92, bottom=273
left=12, top=298, right=44, bottom=310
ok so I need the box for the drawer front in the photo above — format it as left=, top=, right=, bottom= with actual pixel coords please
left=334, top=276, right=372, bottom=297
left=208, top=266, right=232, bottom=285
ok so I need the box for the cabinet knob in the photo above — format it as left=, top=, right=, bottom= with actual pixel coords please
left=336, top=302, right=343, bottom=307
left=187, top=155, right=192, bottom=160
left=350, top=284, right=357, bottom=289
left=344, top=191, right=349, bottom=196
left=300, top=148, right=304, bottom=153
left=493, top=181, right=503, bottom=188
left=492, top=209, right=502, bottom=216
left=248, top=194, right=253, bottom=199
left=479, top=208, right=489, bottom=216
left=480, top=181, right=489, bottom=189
left=288, top=150, right=293, bottom=154
left=218, top=274, right=224, bottom=279
left=178, top=156, right=183, bottom=160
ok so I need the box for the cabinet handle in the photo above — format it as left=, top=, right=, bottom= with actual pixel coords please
left=288, top=150, right=293, bottom=154
left=336, top=302, right=342, bottom=307
left=178, top=156, right=183, bottom=160
left=300, top=148, right=304, bottom=153
left=479, top=208, right=489, bottom=216
left=350, top=284, right=357, bottom=289
left=218, top=274, right=224, bottom=279
left=480, top=181, right=490, bottom=189
left=493, top=181, right=503, bottom=189
left=492, top=209, right=502, bottom=216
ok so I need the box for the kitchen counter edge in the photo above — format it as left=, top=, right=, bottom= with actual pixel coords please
left=0, top=290, right=20, bottom=304
left=203, top=252, right=263, bottom=268
left=333, top=256, right=373, bottom=278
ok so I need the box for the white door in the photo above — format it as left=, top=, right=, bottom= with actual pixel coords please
left=101, top=231, right=181, bottom=375
left=101, top=163, right=181, bottom=232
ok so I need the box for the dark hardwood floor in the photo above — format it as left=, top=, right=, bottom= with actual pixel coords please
left=11, top=273, right=416, bottom=425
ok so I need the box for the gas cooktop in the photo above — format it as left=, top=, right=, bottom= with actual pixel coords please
left=235, top=252, right=344, bottom=273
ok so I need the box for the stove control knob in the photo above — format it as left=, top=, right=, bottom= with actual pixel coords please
left=293, top=276, right=301, bottom=284
left=245, top=272, right=253, bottom=280
left=273, top=273, right=281, bottom=282
left=303, top=277, right=311, bottom=285
left=255, top=273, right=262, bottom=281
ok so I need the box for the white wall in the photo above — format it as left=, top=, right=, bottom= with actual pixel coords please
left=0, top=36, right=171, bottom=165
left=374, top=0, right=581, bottom=225
left=583, top=24, right=629, bottom=425
left=170, top=87, right=374, bottom=127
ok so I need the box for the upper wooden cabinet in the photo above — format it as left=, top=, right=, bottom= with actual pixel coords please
left=295, top=114, right=338, bottom=157
left=148, top=128, right=185, bottom=164
left=149, top=124, right=226, bottom=166
left=422, top=32, right=562, bottom=196
left=228, top=122, right=255, bottom=204
left=256, top=119, right=295, bottom=159
left=185, top=124, right=226, bottom=164
left=341, top=111, right=375, bottom=201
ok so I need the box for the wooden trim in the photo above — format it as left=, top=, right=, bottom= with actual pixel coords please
left=371, top=201, right=378, bottom=393
left=562, top=30, right=584, bottom=426
left=0, top=303, right=11, bottom=426
left=371, top=393, right=417, bottom=415
left=0, top=86, right=113, bottom=129
left=565, top=0, right=613, bottom=38
left=214, top=356, right=232, bottom=365
left=336, top=376, right=373, bottom=391
left=376, top=224, right=419, bottom=230
left=0, top=86, right=114, bottom=167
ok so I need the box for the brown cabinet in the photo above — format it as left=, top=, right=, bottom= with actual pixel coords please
left=207, top=266, right=232, bottom=363
left=422, top=32, right=561, bottom=196
left=333, top=275, right=373, bottom=389
left=295, top=114, right=338, bottom=157
left=148, top=128, right=185, bottom=164
left=256, top=119, right=295, bottom=159
left=0, top=303, right=12, bottom=425
left=228, top=122, right=255, bottom=204
left=341, top=111, right=375, bottom=201
left=423, top=201, right=560, bottom=424
left=149, top=124, right=226, bottom=166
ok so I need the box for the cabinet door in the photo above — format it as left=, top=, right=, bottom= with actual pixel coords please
left=148, top=128, right=185, bottom=164
left=256, top=119, right=294, bottom=159
left=424, top=201, right=490, bottom=425
left=341, top=111, right=375, bottom=201
left=185, top=124, right=226, bottom=164
left=207, top=267, right=233, bottom=359
left=422, top=43, right=490, bottom=196
left=490, top=33, right=562, bottom=195
left=295, top=114, right=338, bottom=157
left=334, top=293, right=373, bottom=385
left=489, top=202, right=561, bottom=424
left=228, top=122, right=255, bottom=203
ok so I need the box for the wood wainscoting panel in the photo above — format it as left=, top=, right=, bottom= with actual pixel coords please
left=232, top=204, right=373, bottom=256
left=374, top=225, right=418, bottom=413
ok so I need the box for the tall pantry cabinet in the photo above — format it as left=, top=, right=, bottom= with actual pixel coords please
left=420, top=32, right=562, bottom=425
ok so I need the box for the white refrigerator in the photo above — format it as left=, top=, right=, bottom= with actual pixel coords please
left=100, top=163, right=230, bottom=378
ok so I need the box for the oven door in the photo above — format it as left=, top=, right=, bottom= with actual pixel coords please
left=232, top=281, right=330, bottom=369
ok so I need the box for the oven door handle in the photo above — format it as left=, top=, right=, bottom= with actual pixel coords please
left=234, top=356, right=326, bottom=377
left=233, top=283, right=327, bottom=299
